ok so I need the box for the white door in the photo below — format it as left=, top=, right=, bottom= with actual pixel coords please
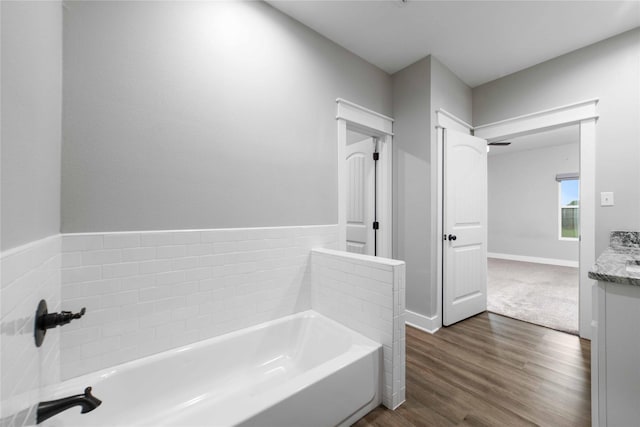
left=345, top=137, right=376, bottom=255
left=443, top=129, right=488, bottom=325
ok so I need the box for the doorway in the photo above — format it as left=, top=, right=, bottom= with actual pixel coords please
left=336, top=98, right=393, bottom=258
left=486, top=126, right=580, bottom=334
left=436, top=99, right=598, bottom=339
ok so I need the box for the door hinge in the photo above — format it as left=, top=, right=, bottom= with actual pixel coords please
left=373, top=221, right=379, bottom=230
left=373, top=152, right=379, bottom=161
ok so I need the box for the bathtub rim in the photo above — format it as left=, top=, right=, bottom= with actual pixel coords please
left=41, top=309, right=381, bottom=397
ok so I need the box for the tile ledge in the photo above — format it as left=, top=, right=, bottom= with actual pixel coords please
left=312, top=248, right=405, bottom=267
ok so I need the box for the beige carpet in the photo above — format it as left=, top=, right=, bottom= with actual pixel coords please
left=487, top=258, right=579, bottom=335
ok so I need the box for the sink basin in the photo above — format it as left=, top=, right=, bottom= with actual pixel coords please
left=625, top=260, right=640, bottom=273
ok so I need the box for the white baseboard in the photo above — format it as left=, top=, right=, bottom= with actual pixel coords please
left=405, top=310, right=440, bottom=334
left=488, top=252, right=579, bottom=268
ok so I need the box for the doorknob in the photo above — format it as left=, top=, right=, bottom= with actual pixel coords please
left=448, top=234, right=457, bottom=241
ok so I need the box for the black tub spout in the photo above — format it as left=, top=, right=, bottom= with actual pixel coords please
left=37, top=387, right=102, bottom=424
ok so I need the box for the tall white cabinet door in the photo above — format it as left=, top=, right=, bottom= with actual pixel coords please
left=443, top=129, right=488, bottom=326
left=345, top=137, right=376, bottom=255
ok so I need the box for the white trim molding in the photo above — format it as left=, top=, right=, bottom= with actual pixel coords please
left=578, top=118, right=597, bottom=341
left=336, top=98, right=394, bottom=136
left=474, top=99, right=599, bottom=141
left=488, top=253, right=579, bottom=268
left=336, top=99, right=394, bottom=258
left=405, top=310, right=440, bottom=334
left=435, top=109, right=473, bottom=133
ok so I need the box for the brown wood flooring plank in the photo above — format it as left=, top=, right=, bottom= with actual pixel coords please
left=353, top=312, right=590, bottom=427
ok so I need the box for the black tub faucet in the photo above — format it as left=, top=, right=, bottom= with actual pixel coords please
left=37, top=387, right=102, bottom=424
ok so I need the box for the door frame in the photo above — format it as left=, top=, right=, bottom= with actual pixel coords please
left=336, top=98, right=394, bottom=258
left=435, top=99, right=598, bottom=339
left=435, top=110, right=475, bottom=334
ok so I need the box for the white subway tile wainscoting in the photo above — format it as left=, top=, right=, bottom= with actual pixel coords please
left=59, top=226, right=339, bottom=379
left=1, top=235, right=61, bottom=427
left=1, top=224, right=407, bottom=424
left=311, top=248, right=406, bottom=409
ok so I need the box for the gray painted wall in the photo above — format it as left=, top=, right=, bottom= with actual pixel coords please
left=488, top=142, right=580, bottom=262
left=1, top=1, right=62, bottom=251
left=62, top=1, right=392, bottom=233
left=392, top=56, right=472, bottom=318
left=474, top=28, right=640, bottom=257
left=392, top=58, right=430, bottom=315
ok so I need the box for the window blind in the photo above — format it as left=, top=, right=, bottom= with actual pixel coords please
left=555, top=172, right=579, bottom=182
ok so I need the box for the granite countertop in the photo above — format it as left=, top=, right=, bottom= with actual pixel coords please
left=588, top=231, right=640, bottom=286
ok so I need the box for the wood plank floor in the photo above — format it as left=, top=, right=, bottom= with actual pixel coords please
left=354, top=312, right=591, bottom=427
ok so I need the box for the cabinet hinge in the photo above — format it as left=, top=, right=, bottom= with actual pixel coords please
left=373, top=221, right=379, bottom=230
left=373, top=152, right=379, bottom=161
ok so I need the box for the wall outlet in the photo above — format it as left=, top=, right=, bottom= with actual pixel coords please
left=601, top=192, right=614, bottom=207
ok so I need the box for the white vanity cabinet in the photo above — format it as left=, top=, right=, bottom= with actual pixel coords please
left=593, top=281, right=640, bottom=427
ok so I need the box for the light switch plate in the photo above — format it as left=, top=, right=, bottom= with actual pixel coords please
left=601, top=192, right=614, bottom=206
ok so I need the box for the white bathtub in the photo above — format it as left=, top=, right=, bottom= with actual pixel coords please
left=42, top=311, right=382, bottom=427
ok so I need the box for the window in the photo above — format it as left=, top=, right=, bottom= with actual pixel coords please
left=559, top=178, right=579, bottom=239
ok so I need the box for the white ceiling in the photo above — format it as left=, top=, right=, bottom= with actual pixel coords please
left=267, top=0, right=640, bottom=87
left=488, top=125, right=579, bottom=156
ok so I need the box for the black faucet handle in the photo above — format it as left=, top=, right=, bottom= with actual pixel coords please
left=42, top=307, right=87, bottom=330
left=35, top=300, right=88, bottom=347
left=59, top=307, right=86, bottom=322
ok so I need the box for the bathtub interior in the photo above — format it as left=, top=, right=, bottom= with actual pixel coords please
left=42, top=311, right=381, bottom=426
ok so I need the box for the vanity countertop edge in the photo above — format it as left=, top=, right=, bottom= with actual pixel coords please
left=588, top=231, right=640, bottom=287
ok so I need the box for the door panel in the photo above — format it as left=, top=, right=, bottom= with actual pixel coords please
left=345, top=137, right=375, bottom=255
left=443, top=129, right=488, bottom=326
